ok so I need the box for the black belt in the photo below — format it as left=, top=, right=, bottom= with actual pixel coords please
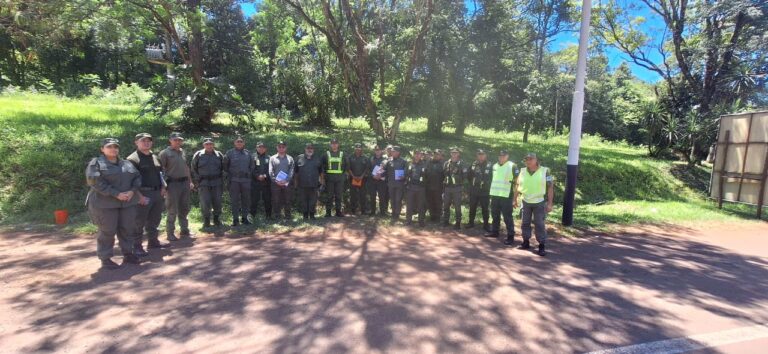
left=166, top=176, right=189, bottom=183
left=140, top=186, right=161, bottom=191
left=200, top=175, right=222, bottom=181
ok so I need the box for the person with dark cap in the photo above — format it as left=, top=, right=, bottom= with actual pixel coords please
left=269, top=140, right=295, bottom=219
left=321, top=138, right=348, bottom=217
left=405, top=149, right=428, bottom=227
left=126, top=133, right=169, bottom=257
left=250, top=142, right=272, bottom=220
left=159, top=132, right=194, bottom=241
left=347, top=142, right=370, bottom=215
left=384, top=145, right=408, bottom=221
left=295, top=142, right=323, bottom=219
left=191, top=137, right=225, bottom=228
left=485, top=150, right=517, bottom=244
left=224, top=136, right=255, bottom=226
left=368, top=144, right=389, bottom=216
left=442, top=147, right=468, bottom=229
left=513, top=152, right=554, bottom=256
left=85, top=138, right=142, bottom=269
left=425, top=148, right=445, bottom=222
left=467, top=149, right=493, bottom=232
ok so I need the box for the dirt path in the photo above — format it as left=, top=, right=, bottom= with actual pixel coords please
left=0, top=219, right=767, bottom=353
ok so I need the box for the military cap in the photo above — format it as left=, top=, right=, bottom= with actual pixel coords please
left=386, top=144, right=394, bottom=150
left=391, top=145, right=402, bottom=152
left=330, top=138, right=339, bottom=144
left=498, top=149, right=509, bottom=156
left=524, top=152, right=538, bottom=160
left=433, top=148, right=443, bottom=154
left=256, top=142, right=266, bottom=147
left=476, top=148, right=486, bottom=155
left=276, top=140, right=287, bottom=146
left=450, top=147, right=461, bottom=153
left=353, top=143, right=363, bottom=149
left=134, top=133, right=153, bottom=141
left=305, top=142, right=315, bottom=148
left=169, top=132, right=184, bottom=140
left=101, top=138, right=120, bottom=147
left=234, top=136, right=245, bottom=142
left=202, top=137, right=214, bottom=144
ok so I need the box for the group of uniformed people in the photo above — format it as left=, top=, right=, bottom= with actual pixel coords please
left=85, top=132, right=554, bottom=269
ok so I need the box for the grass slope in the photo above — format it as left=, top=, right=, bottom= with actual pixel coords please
left=0, top=93, right=763, bottom=234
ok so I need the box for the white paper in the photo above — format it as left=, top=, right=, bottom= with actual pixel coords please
left=372, top=165, right=383, bottom=177
left=276, top=170, right=288, bottom=182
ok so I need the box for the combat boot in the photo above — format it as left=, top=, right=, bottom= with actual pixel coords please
left=100, top=258, right=120, bottom=270
left=122, top=254, right=141, bottom=265
left=519, top=239, right=531, bottom=250
left=203, top=217, right=211, bottom=228
left=242, top=215, right=251, bottom=225
left=133, top=244, right=148, bottom=257
left=213, top=215, right=222, bottom=226
left=537, top=243, right=546, bottom=257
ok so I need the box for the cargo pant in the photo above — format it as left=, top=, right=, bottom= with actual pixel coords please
left=426, top=188, right=443, bottom=221
left=199, top=184, right=223, bottom=219
left=271, top=183, right=293, bottom=219
left=324, top=178, right=344, bottom=215
left=229, top=180, right=251, bottom=219
left=491, top=196, right=514, bottom=237
left=405, top=185, right=426, bottom=224
left=521, top=201, right=547, bottom=244
left=250, top=182, right=272, bottom=218
left=90, top=205, right=136, bottom=259
left=468, top=192, right=490, bottom=228
left=389, top=184, right=405, bottom=220
left=134, top=189, right=163, bottom=247
left=442, top=186, right=463, bottom=225
left=299, top=187, right=319, bottom=215
left=368, top=179, right=388, bottom=215
left=349, top=180, right=367, bottom=214
left=165, top=181, right=191, bottom=237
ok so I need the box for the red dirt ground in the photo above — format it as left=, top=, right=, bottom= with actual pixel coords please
left=0, top=219, right=767, bottom=353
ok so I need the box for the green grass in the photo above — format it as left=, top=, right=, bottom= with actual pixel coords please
left=0, top=92, right=764, bottom=234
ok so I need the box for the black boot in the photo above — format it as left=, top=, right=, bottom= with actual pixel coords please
left=537, top=243, right=546, bottom=256
left=203, top=217, right=211, bottom=228
left=325, top=210, right=332, bottom=218
left=303, top=213, right=309, bottom=220
left=465, top=222, right=475, bottom=229
left=309, top=212, right=316, bottom=220
left=484, top=230, right=499, bottom=237
left=232, top=217, right=240, bottom=227
left=242, top=215, right=251, bottom=225
left=335, top=209, right=344, bottom=217
left=453, top=222, right=461, bottom=230
left=519, top=239, right=531, bottom=250
left=100, top=258, right=120, bottom=270
left=147, top=240, right=170, bottom=249
left=504, top=235, right=515, bottom=246
left=483, top=222, right=491, bottom=233
left=213, top=215, right=222, bottom=226
left=133, top=244, right=149, bottom=257
left=122, top=253, right=141, bottom=265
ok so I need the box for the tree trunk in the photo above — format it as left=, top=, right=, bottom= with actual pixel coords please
left=186, top=0, right=213, bottom=127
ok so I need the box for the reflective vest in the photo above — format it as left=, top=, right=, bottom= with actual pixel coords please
left=518, top=166, right=548, bottom=203
left=327, top=151, right=344, bottom=174
left=489, top=162, right=516, bottom=198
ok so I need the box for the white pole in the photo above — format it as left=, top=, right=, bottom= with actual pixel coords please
left=562, top=0, right=592, bottom=226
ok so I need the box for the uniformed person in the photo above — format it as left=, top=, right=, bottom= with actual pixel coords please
left=85, top=138, right=142, bottom=269
left=269, top=140, right=295, bottom=219
left=295, top=143, right=323, bottom=219
left=224, top=136, right=255, bottom=226
left=425, top=149, right=445, bottom=222
left=368, top=145, right=388, bottom=216
left=513, top=153, right=554, bottom=256
left=467, top=149, right=492, bottom=232
left=191, top=138, right=224, bottom=228
left=347, top=143, right=370, bottom=215
left=485, top=150, right=516, bottom=243
left=159, top=132, right=194, bottom=241
left=442, top=148, right=467, bottom=229
left=250, top=142, right=272, bottom=220
left=321, top=138, right=348, bottom=217
left=126, top=133, right=169, bottom=257
left=405, top=149, right=428, bottom=227
left=384, top=146, right=408, bottom=221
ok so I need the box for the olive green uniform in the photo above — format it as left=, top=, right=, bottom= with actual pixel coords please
left=384, top=157, right=408, bottom=220
left=85, top=155, right=142, bottom=260
left=468, top=160, right=492, bottom=230
left=347, top=153, right=370, bottom=214
left=295, top=153, right=323, bottom=217
left=191, top=149, right=225, bottom=221
left=442, top=159, right=467, bottom=226
left=126, top=150, right=166, bottom=248
left=159, top=146, right=191, bottom=238
left=224, top=148, right=255, bottom=221
left=321, top=151, right=348, bottom=216
left=405, top=159, right=428, bottom=225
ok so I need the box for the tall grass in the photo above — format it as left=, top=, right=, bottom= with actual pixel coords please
left=0, top=93, right=763, bottom=230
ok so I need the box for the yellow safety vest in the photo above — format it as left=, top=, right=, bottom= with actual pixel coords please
left=518, top=167, right=549, bottom=203
left=489, top=162, right=516, bottom=198
left=327, top=151, right=344, bottom=174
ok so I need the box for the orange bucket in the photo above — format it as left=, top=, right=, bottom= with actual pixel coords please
left=54, top=209, right=69, bottom=225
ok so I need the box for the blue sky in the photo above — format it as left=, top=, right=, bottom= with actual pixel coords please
left=240, top=1, right=663, bottom=82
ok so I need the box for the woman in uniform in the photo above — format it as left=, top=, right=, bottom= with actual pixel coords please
left=85, top=138, right=143, bottom=269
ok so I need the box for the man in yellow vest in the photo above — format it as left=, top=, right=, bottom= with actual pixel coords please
left=513, top=153, right=554, bottom=256
left=485, top=150, right=516, bottom=243
left=322, top=138, right=348, bottom=217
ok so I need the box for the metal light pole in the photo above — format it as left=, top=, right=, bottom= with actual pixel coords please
left=562, top=0, right=592, bottom=226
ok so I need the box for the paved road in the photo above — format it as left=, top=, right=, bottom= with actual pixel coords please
left=0, top=219, right=766, bottom=353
